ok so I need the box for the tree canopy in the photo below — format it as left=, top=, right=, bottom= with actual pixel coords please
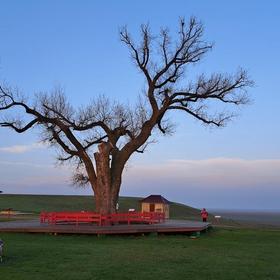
left=0, top=18, right=253, bottom=214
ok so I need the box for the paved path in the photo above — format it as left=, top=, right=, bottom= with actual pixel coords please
left=0, top=219, right=40, bottom=229
left=0, top=218, right=210, bottom=235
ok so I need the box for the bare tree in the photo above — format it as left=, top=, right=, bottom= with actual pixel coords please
left=0, top=18, right=253, bottom=214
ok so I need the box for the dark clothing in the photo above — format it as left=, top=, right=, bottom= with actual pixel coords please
left=0, top=239, right=3, bottom=262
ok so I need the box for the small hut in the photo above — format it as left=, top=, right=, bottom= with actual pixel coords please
left=140, top=195, right=170, bottom=219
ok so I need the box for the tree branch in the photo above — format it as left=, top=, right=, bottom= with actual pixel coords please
left=168, top=105, right=233, bottom=127
left=170, top=70, right=252, bottom=106
left=0, top=118, right=39, bottom=133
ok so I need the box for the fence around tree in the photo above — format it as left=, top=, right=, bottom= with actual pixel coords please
left=40, top=211, right=165, bottom=226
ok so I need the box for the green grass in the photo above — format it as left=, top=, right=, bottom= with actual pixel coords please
left=0, top=194, right=98, bottom=213
left=0, top=194, right=204, bottom=218
left=0, top=229, right=280, bottom=280
left=0, top=194, right=238, bottom=225
left=0, top=195, right=278, bottom=279
left=0, top=215, right=38, bottom=223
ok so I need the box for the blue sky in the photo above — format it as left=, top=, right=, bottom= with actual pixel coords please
left=0, top=0, right=279, bottom=210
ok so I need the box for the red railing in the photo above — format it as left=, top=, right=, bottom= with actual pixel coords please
left=40, top=211, right=102, bottom=226
left=40, top=211, right=165, bottom=226
left=107, top=212, right=165, bottom=224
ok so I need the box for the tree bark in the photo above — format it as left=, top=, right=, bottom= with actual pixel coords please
left=92, top=142, right=121, bottom=215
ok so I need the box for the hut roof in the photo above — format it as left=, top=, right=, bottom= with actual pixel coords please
left=140, top=195, right=171, bottom=204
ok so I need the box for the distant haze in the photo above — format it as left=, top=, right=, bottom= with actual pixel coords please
left=1, top=157, right=279, bottom=210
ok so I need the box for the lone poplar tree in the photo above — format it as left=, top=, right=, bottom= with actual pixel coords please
left=0, top=18, right=252, bottom=214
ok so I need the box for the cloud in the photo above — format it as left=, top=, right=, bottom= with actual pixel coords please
left=1, top=156, right=279, bottom=191
left=124, top=158, right=280, bottom=188
left=0, top=160, right=70, bottom=191
left=0, top=160, right=53, bottom=168
left=1, top=157, right=279, bottom=209
left=120, top=158, right=280, bottom=209
left=0, top=143, right=44, bottom=154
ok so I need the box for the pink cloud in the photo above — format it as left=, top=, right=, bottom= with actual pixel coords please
left=124, top=158, right=280, bottom=188
left=0, top=143, right=44, bottom=154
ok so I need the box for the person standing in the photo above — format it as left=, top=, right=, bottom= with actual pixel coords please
left=201, top=208, right=208, bottom=222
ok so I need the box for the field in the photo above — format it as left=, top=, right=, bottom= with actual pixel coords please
left=1, top=194, right=279, bottom=279
left=211, top=210, right=280, bottom=227
left=0, top=229, right=280, bottom=280
left=0, top=194, right=233, bottom=224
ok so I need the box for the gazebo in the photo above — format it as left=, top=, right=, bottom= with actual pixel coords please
left=140, top=195, right=170, bottom=219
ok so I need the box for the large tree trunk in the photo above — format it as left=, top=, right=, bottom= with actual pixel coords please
left=94, top=185, right=119, bottom=215
left=94, top=180, right=121, bottom=215
left=92, top=142, right=122, bottom=215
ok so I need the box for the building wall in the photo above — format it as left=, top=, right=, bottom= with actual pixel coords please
left=141, top=202, right=170, bottom=219
left=141, top=203, right=150, bottom=212
left=155, top=203, right=164, bottom=212
left=164, top=204, right=170, bottom=219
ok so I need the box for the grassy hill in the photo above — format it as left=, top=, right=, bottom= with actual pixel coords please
left=0, top=194, right=204, bottom=219
left=0, top=194, right=240, bottom=225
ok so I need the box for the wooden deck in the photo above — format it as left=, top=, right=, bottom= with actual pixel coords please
left=0, top=219, right=210, bottom=235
